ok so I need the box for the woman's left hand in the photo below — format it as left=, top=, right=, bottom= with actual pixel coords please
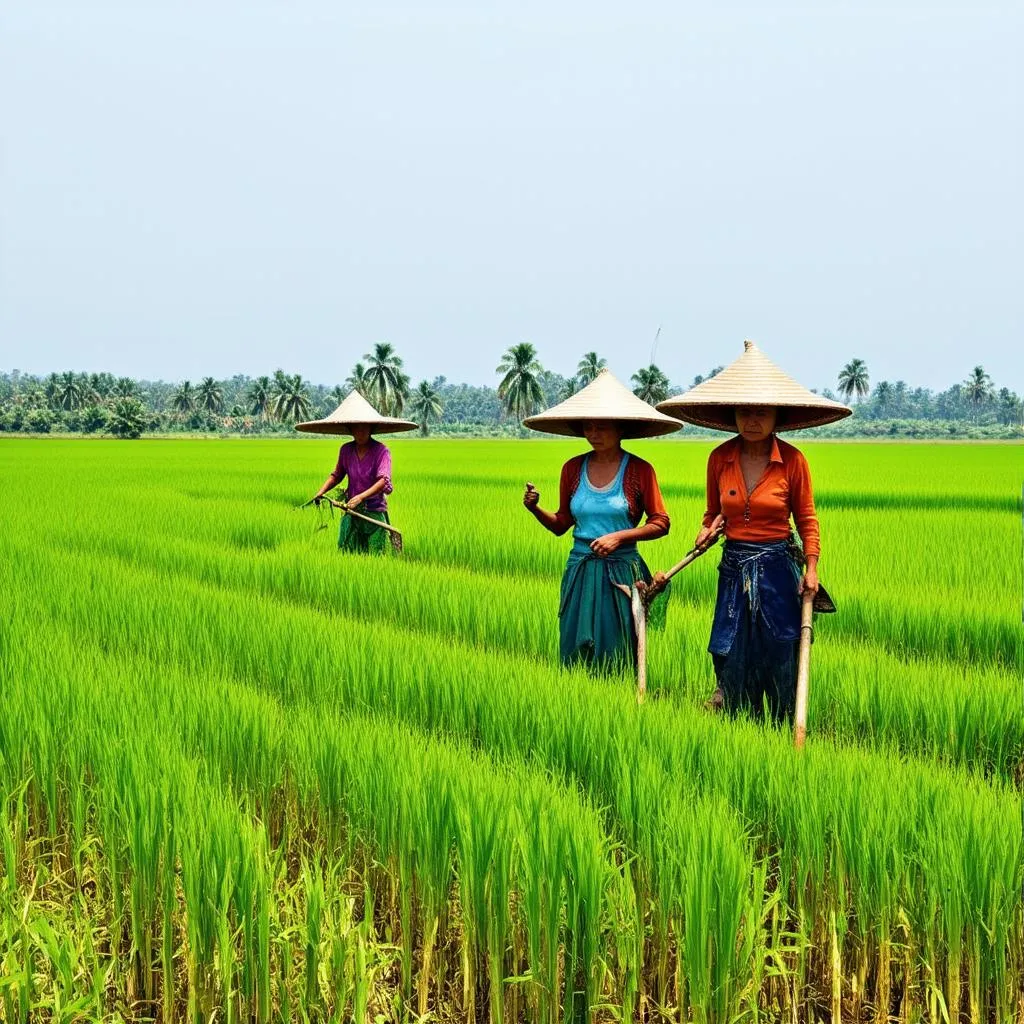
left=799, top=566, right=819, bottom=597
left=590, top=533, right=621, bottom=558
left=346, top=493, right=365, bottom=511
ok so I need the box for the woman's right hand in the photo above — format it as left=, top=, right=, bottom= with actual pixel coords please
left=523, top=482, right=540, bottom=511
left=693, top=514, right=725, bottom=550
left=644, top=570, right=669, bottom=598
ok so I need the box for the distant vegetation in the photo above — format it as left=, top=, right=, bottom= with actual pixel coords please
left=1, top=349, right=1020, bottom=439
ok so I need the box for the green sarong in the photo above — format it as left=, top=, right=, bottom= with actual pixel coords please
left=558, top=546, right=652, bottom=672
left=338, top=509, right=392, bottom=555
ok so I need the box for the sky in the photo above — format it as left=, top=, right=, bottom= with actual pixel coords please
left=1, top=1, right=1021, bottom=394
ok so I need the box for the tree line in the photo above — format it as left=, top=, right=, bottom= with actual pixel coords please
left=0, top=345, right=1020, bottom=439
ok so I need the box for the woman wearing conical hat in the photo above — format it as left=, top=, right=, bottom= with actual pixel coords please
left=522, top=370, right=684, bottom=672
left=654, top=340, right=850, bottom=721
left=297, top=391, right=417, bottom=554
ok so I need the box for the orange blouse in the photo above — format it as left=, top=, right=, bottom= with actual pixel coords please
left=701, top=435, right=820, bottom=558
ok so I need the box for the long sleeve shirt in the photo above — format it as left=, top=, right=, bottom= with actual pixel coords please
left=701, top=435, right=820, bottom=558
left=332, top=439, right=393, bottom=512
left=543, top=452, right=670, bottom=537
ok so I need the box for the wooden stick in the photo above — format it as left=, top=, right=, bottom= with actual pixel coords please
left=793, top=589, right=816, bottom=748
left=323, top=498, right=403, bottom=538
left=613, top=582, right=647, bottom=703
left=658, top=522, right=725, bottom=587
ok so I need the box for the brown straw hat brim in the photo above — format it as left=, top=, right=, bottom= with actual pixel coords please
left=656, top=340, right=851, bottom=432
left=294, top=391, right=418, bottom=435
left=523, top=369, right=684, bottom=439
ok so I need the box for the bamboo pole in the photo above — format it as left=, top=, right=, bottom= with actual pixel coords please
left=793, top=589, right=816, bottom=749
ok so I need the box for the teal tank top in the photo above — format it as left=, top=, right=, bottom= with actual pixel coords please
left=570, top=453, right=634, bottom=554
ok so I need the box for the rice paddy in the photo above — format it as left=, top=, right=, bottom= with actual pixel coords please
left=0, top=436, right=1021, bottom=1022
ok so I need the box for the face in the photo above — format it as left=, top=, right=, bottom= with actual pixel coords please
left=734, top=406, right=777, bottom=442
left=581, top=420, right=622, bottom=452
left=351, top=425, right=372, bottom=446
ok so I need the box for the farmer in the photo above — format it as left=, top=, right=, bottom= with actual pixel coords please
left=653, top=340, right=850, bottom=721
left=296, top=391, right=417, bottom=554
left=521, top=369, right=684, bottom=672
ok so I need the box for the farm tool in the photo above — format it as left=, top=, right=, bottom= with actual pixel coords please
left=613, top=516, right=726, bottom=703
left=793, top=580, right=836, bottom=748
left=301, top=496, right=404, bottom=553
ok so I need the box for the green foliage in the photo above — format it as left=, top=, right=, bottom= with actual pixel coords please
left=108, top=397, right=147, bottom=438
left=0, top=439, right=1020, bottom=1021
left=496, top=343, right=545, bottom=420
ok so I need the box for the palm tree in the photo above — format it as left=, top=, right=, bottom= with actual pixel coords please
left=363, top=344, right=410, bottom=415
left=410, top=380, right=444, bottom=436
left=271, top=373, right=312, bottom=423
left=247, top=376, right=274, bottom=420
left=576, top=352, right=606, bottom=385
left=110, top=377, right=139, bottom=400
left=496, top=343, right=545, bottom=420
left=88, top=372, right=115, bottom=400
left=997, top=388, right=1023, bottom=427
left=631, top=364, right=670, bottom=405
left=55, top=371, right=85, bottom=411
left=874, top=381, right=893, bottom=418
left=171, top=381, right=196, bottom=416
left=963, top=365, right=993, bottom=421
left=108, top=398, right=147, bottom=439
left=838, top=358, right=870, bottom=404
left=558, top=376, right=579, bottom=402
left=196, top=377, right=224, bottom=414
left=345, top=362, right=370, bottom=397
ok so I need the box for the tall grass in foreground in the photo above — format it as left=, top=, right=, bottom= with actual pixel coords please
left=0, top=437, right=1021, bottom=1020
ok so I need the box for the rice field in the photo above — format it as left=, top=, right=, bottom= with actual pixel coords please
left=0, top=436, right=1021, bottom=1023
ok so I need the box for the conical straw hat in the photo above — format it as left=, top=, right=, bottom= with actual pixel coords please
left=523, top=369, right=684, bottom=439
left=295, top=390, right=418, bottom=435
left=656, top=340, right=851, bottom=432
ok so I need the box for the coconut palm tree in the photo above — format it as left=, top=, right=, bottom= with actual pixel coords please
left=874, top=381, right=893, bottom=418
left=110, top=377, right=139, bottom=400
left=247, top=376, right=274, bottom=420
left=558, top=376, right=579, bottom=402
left=963, top=365, right=993, bottom=421
left=576, top=352, right=606, bottom=385
left=345, top=362, right=370, bottom=398
left=271, top=373, right=312, bottom=423
left=196, top=377, right=224, bottom=414
left=838, top=358, right=870, bottom=404
left=631, top=364, right=670, bottom=405
left=363, top=344, right=410, bottom=415
left=55, top=371, right=85, bottom=411
left=496, top=343, right=545, bottom=420
left=410, top=380, right=444, bottom=436
left=108, top=398, right=147, bottom=439
left=171, top=381, right=196, bottom=416
left=88, top=372, right=115, bottom=401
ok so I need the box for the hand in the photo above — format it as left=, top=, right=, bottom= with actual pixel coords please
left=644, top=570, right=669, bottom=598
left=799, top=566, right=819, bottom=597
left=523, top=482, right=540, bottom=510
left=589, top=533, right=621, bottom=558
left=312, top=495, right=323, bottom=507
left=346, top=494, right=364, bottom=511
left=693, top=514, right=725, bottom=550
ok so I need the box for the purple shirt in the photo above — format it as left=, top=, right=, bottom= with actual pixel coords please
left=333, top=439, right=393, bottom=512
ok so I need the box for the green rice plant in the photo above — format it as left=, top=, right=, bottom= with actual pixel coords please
left=0, top=436, right=1021, bottom=1021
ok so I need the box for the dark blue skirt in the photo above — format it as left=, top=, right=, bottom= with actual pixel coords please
left=709, top=539, right=801, bottom=722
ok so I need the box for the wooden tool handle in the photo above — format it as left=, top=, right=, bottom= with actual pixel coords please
left=793, top=589, right=816, bottom=749
left=325, top=498, right=402, bottom=536
left=662, top=529, right=723, bottom=583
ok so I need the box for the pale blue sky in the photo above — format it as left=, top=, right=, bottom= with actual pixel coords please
left=1, top=1, right=1020, bottom=392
